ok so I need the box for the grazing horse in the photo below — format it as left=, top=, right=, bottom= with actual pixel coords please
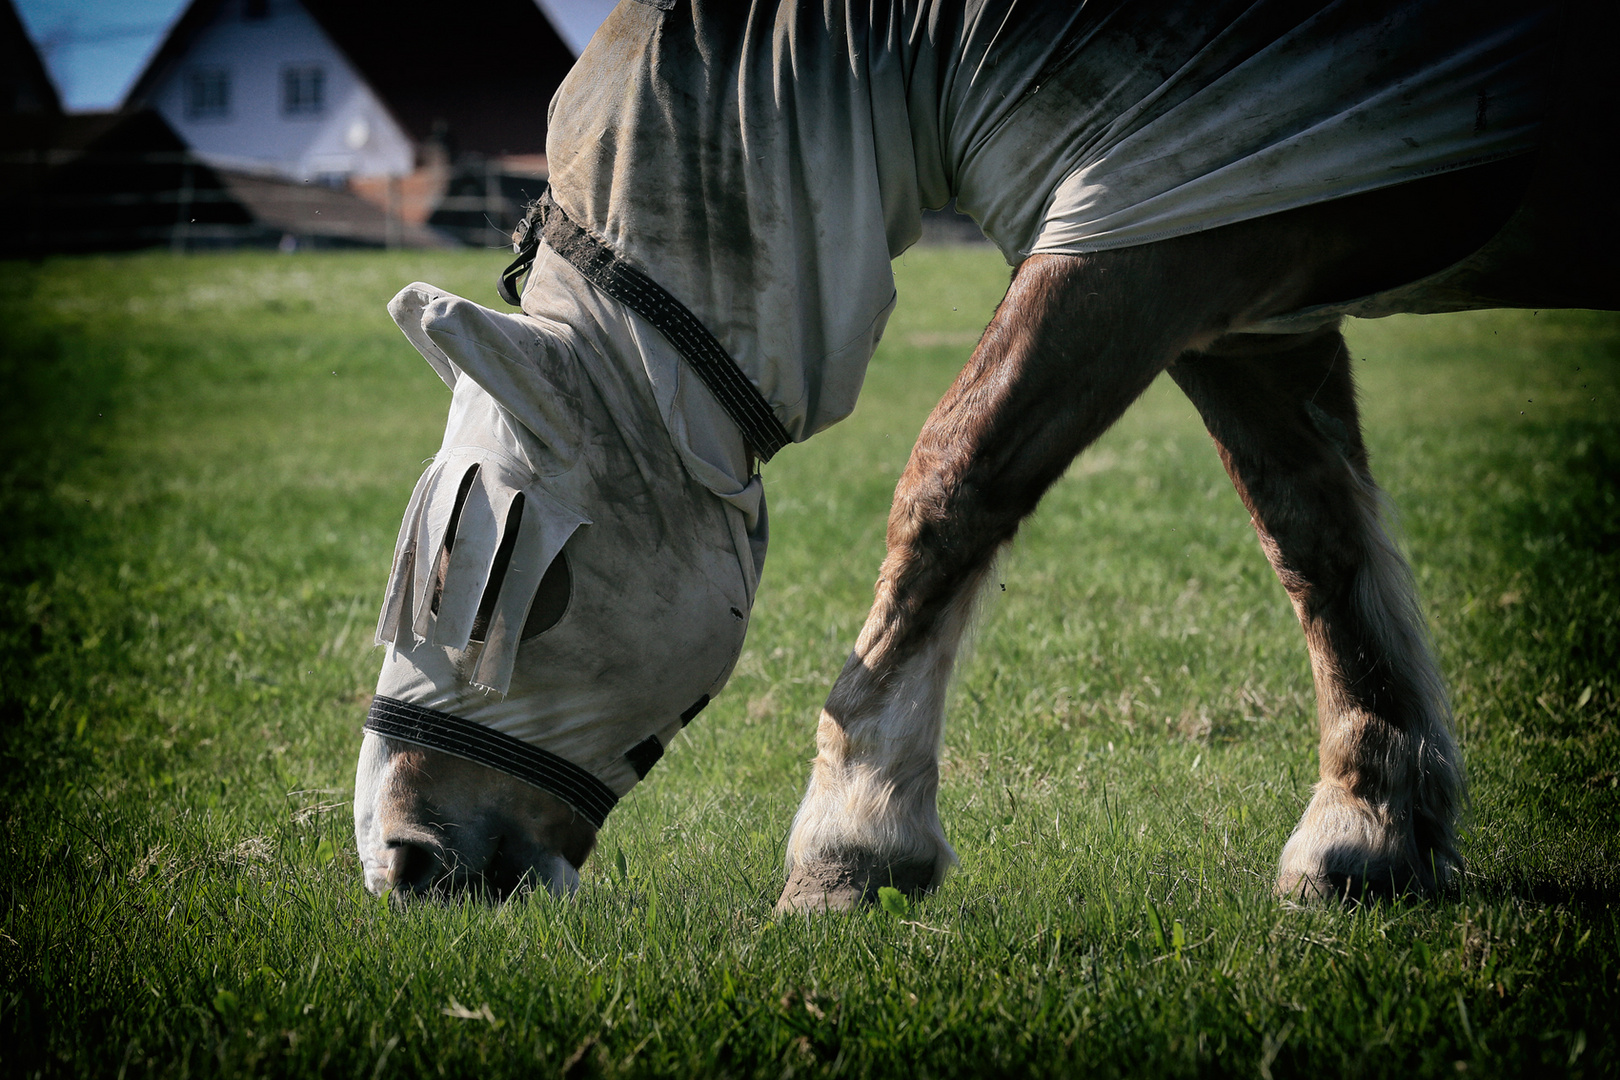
left=352, top=0, right=1616, bottom=906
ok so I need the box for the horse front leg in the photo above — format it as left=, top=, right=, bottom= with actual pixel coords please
left=1169, top=329, right=1464, bottom=899
left=776, top=252, right=1208, bottom=912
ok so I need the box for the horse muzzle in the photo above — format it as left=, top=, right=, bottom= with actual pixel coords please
left=353, top=731, right=596, bottom=901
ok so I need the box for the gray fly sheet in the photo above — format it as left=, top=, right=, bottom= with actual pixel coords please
left=547, top=0, right=1566, bottom=444
left=367, top=0, right=1608, bottom=826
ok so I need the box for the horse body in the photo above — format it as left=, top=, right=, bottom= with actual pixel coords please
left=354, top=0, right=1616, bottom=904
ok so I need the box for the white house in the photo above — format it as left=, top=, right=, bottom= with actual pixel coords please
left=129, top=0, right=412, bottom=180
left=125, top=0, right=573, bottom=184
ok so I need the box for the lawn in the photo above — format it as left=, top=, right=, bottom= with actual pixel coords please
left=1, top=247, right=1615, bottom=1079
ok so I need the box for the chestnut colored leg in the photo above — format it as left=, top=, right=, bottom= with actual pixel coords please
left=777, top=249, right=1229, bottom=911
left=1169, top=330, right=1462, bottom=899
left=777, top=161, right=1521, bottom=911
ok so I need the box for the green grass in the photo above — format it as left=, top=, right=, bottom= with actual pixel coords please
left=1, top=247, right=1616, bottom=1078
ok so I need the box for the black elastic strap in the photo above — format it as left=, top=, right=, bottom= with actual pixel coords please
left=623, top=735, right=664, bottom=780
left=680, top=694, right=709, bottom=726
left=496, top=208, right=541, bottom=306
left=499, top=190, right=792, bottom=462
left=365, top=695, right=618, bottom=828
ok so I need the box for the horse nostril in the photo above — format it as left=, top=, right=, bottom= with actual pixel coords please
left=384, top=841, right=441, bottom=893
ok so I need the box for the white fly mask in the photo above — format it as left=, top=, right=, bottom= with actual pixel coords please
left=366, top=278, right=764, bottom=826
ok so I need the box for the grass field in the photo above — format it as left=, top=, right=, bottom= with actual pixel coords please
left=1, top=247, right=1616, bottom=1079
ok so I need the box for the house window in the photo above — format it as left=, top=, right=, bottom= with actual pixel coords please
left=185, top=68, right=230, bottom=119
left=282, top=65, right=325, bottom=116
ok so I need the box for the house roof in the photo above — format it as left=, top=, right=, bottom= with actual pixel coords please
left=1, top=103, right=456, bottom=253
left=215, top=169, right=454, bottom=247
left=1, top=0, right=62, bottom=117
left=125, top=0, right=575, bottom=159
left=0, top=108, right=255, bottom=255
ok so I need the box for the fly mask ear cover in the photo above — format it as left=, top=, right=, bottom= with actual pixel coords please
left=370, top=283, right=754, bottom=822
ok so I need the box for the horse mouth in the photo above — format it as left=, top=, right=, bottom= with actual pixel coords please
left=365, top=829, right=582, bottom=903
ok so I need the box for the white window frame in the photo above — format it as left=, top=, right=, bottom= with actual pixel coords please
left=281, top=64, right=326, bottom=118
left=185, top=67, right=231, bottom=120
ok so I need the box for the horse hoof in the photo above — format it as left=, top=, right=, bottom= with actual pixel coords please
left=1275, top=858, right=1444, bottom=903
left=774, top=854, right=937, bottom=915
left=1274, top=784, right=1456, bottom=903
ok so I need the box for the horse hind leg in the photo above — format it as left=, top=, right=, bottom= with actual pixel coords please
left=1168, top=328, right=1464, bottom=900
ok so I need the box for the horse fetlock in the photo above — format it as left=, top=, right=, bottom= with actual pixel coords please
left=786, top=717, right=953, bottom=866
left=781, top=748, right=954, bottom=915
left=1275, top=781, right=1456, bottom=902
left=783, top=786, right=953, bottom=879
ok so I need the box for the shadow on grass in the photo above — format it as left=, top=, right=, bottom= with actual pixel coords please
left=1449, top=415, right=1620, bottom=912
left=0, top=266, right=125, bottom=796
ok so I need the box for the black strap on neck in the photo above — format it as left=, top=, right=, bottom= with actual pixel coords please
left=497, top=189, right=792, bottom=462
left=365, top=695, right=618, bottom=828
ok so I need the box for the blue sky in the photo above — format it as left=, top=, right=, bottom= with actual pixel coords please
left=14, top=0, right=618, bottom=112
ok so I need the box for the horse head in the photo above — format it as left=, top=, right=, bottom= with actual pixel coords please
left=353, top=272, right=761, bottom=900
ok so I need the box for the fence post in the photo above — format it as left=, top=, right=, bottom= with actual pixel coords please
left=386, top=174, right=400, bottom=249
left=485, top=156, right=501, bottom=247
left=171, top=159, right=193, bottom=254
